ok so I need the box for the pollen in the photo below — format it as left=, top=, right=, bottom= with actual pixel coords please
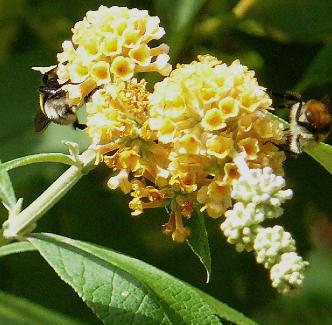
left=157, top=119, right=176, bottom=143
left=223, top=163, right=240, bottom=184
left=202, top=108, right=227, bottom=131
left=123, top=29, right=141, bottom=47
left=206, top=135, right=234, bottom=159
left=129, top=44, right=151, bottom=66
left=238, top=138, right=259, bottom=160
left=218, top=97, right=240, bottom=120
left=80, top=35, right=100, bottom=57
left=90, top=61, right=111, bottom=85
left=68, top=60, right=90, bottom=83
left=102, top=36, right=122, bottom=56
left=110, top=57, right=135, bottom=80
left=176, top=134, right=201, bottom=155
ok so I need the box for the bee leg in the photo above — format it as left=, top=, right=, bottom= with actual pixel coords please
left=73, top=120, right=87, bottom=130
left=288, top=133, right=302, bottom=157
left=294, top=101, right=303, bottom=124
left=262, top=140, right=288, bottom=151
left=262, top=139, right=300, bottom=157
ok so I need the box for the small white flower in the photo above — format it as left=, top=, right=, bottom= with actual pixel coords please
left=254, top=226, right=296, bottom=269
left=221, top=202, right=263, bottom=252
left=255, top=204, right=284, bottom=220
left=270, top=252, right=309, bottom=294
left=107, top=169, right=131, bottom=194
left=232, top=167, right=293, bottom=207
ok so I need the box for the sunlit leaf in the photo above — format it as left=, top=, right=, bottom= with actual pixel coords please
left=187, top=210, right=211, bottom=283
left=305, top=143, right=332, bottom=175
left=28, top=233, right=256, bottom=325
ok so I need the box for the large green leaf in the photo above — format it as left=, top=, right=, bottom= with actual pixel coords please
left=0, top=290, right=86, bottom=325
left=28, top=233, right=257, bottom=325
left=296, top=36, right=332, bottom=92
left=246, top=0, right=332, bottom=42
left=305, top=143, right=332, bottom=175
left=186, top=210, right=211, bottom=283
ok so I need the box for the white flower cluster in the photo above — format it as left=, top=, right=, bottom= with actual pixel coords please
left=221, top=202, right=263, bottom=252
left=270, top=252, right=309, bottom=294
left=254, top=225, right=296, bottom=268
left=221, top=167, right=293, bottom=251
left=231, top=167, right=293, bottom=218
left=220, top=165, right=308, bottom=294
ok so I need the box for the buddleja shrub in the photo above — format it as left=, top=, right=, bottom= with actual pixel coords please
left=1, top=5, right=331, bottom=325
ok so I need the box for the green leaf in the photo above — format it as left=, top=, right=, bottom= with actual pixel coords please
left=172, top=0, right=206, bottom=31
left=197, top=290, right=258, bottom=325
left=156, top=0, right=207, bottom=59
left=0, top=290, right=86, bottom=325
left=0, top=241, right=36, bottom=258
left=296, top=36, right=332, bottom=92
left=186, top=210, right=211, bottom=283
left=0, top=163, right=16, bottom=210
left=28, top=233, right=256, bottom=325
left=246, top=0, right=332, bottom=42
left=268, top=113, right=332, bottom=175
left=305, top=143, right=332, bottom=175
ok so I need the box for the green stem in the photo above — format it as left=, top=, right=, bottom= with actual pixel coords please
left=0, top=153, right=77, bottom=172
left=2, top=149, right=97, bottom=239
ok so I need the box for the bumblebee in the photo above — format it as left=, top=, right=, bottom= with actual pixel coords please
left=270, top=91, right=331, bottom=154
left=34, top=66, right=86, bottom=132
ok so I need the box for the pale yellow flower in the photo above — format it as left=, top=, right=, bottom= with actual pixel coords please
left=37, top=5, right=171, bottom=103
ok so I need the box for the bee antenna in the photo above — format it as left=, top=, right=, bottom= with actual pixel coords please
left=284, top=90, right=302, bottom=103
left=320, top=94, right=329, bottom=106
left=267, top=89, right=302, bottom=103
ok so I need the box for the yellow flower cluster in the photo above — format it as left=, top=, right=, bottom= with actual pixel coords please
left=147, top=56, right=285, bottom=223
left=87, top=55, right=286, bottom=243
left=86, top=78, right=173, bottom=215
left=51, top=6, right=171, bottom=106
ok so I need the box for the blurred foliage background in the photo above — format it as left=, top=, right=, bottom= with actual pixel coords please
left=1, top=0, right=332, bottom=324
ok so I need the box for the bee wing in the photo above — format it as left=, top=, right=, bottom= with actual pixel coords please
left=34, top=109, right=50, bottom=132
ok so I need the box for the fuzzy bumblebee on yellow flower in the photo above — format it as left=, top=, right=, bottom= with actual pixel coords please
left=33, top=5, right=308, bottom=295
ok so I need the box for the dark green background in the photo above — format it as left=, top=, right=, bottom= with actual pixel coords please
left=1, top=1, right=332, bottom=324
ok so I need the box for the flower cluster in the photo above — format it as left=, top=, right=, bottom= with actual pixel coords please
left=87, top=54, right=288, bottom=246
left=34, top=5, right=309, bottom=294
left=220, top=164, right=308, bottom=293
left=146, top=56, right=285, bottom=221
left=35, top=5, right=171, bottom=107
